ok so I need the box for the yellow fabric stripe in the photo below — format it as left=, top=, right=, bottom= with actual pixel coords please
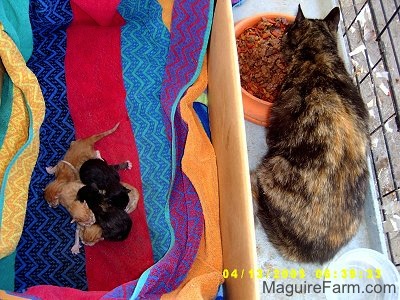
left=0, top=23, right=45, bottom=258
left=0, top=87, right=29, bottom=192
left=0, top=290, right=32, bottom=300
left=158, top=0, right=173, bottom=31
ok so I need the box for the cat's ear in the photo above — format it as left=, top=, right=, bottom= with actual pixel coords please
left=90, top=182, right=99, bottom=190
left=324, top=7, right=340, bottom=32
left=295, top=4, right=305, bottom=22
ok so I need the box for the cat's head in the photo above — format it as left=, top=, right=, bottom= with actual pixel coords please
left=43, top=180, right=65, bottom=207
left=77, top=183, right=105, bottom=205
left=80, top=224, right=103, bottom=245
left=70, top=200, right=96, bottom=226
left=281, top=5, right=341, bottom=57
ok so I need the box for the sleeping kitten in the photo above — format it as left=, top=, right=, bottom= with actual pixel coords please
left=71, top=185, right=132, bottom=254
left=44, top=122, right=120, bottom=207
left=77, top=185, right=132, bottom=241
left=51, top=180, right=96, bottom=226
left=46, top=123, right=120, bottom=176
left=79, top=158, right=132, bottom=210
left=252, top=5, right=370, bottom=263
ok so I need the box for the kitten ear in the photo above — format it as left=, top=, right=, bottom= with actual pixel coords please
left=324, top=7, right=340, bottom=32
left=295, top=4, right=305, bottom=22
left=90, top=182, right=99, bottom=190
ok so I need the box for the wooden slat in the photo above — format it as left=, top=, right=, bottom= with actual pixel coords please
left=208, top=0, right=259, bottom=298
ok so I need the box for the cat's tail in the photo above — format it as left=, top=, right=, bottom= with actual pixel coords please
left=251, top=170, right=266, bottom=228
left=89, top=122, right=120, bottom=144
left=250, top=170, right=260, bottom=216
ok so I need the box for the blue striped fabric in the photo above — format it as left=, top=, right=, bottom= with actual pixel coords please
left=118, top=0, right=172, bottom=263
left=14, top=0, right=87, bottom=292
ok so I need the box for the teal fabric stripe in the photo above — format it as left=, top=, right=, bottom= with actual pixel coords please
left=0, top=252, right=15, bottom=290
left=130, top=1, right=214, bottom=298
left=0, top=94, right=34, bottom=292
left=0, top=0, right=33, bottom=146
left=0, top=0, right=33, bottom=61
left=0, top=3, right=34, bottom=282
left=118, top=0, right=173, bottom=262
left=0, top=76, right=13, bottom=147
left=0, top=5, right=33, bottom=290
left=0, top=93, right=34, bottom=225
left=0, top=0, right=33, bottom=181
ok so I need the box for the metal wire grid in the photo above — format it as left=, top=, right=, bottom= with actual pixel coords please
left=338, top=0, right=400, bottom=270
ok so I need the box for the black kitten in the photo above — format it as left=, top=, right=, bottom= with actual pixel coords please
left=79, top=158, right=131, bottom=210
left=77, top=185, right=132, bottom=241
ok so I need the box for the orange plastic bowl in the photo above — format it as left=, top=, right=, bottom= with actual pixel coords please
left=235, top=13, right=294, bottom=127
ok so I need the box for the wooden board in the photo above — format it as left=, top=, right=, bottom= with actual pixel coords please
left=208, top=0, right=259, bottom=298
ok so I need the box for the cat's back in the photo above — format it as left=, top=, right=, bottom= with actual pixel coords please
left=254, top=6, right=370, bottom=263
left=99, top=207, right=132, bottom=241
left=265, top=13, right=369, bottom=208
left=59, top=181, right=85, bottom=205
left=63, top=139, right=97, bottom=169
left=268, top=15, right=369, bottom=168
left=80, top=158, right=120, bottom=188
left=269, top=64, right=369, bottom=163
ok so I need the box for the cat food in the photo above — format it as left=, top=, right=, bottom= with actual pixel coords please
left=236, top=17, right=289, bottom=102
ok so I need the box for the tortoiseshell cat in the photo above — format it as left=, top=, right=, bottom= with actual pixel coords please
left=252, top=5, right=370, bottom=263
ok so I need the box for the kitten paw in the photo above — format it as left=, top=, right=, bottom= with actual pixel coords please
left=46, top=165, right=57, bottom=174
left=48, top=202, right=59, bottom=208
left=71, top=243, right=81, bottom=255
left=95, top=150, right=104, bottom=160
left=82, top=241, right=95, bottom=246
left=125, top=186, right=139, bottom=213
left=126, top=160, right=132, bottom=170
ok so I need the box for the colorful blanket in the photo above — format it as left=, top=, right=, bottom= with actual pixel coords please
left=0, top=0, right=222, bottom=298
left=0, top=13, right=44, bottom=288
left=162, top=57, right=223, bottom=300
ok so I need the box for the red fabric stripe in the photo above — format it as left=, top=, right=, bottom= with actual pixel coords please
left=25, top=285, right=107, bottom=300
left=65, top=1, right=154, bottom=291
